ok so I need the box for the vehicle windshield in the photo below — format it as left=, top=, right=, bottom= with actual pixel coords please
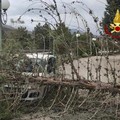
left=16, top=54, right=56, bottom=74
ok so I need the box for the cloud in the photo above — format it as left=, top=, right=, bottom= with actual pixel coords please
left=7, top=0, right=107, bottom=35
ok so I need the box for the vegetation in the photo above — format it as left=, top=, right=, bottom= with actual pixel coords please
left=0, top=0, right=120, bottom=120
left=4, top=27, right=32, bottom=50
left=102, top=0, right=120, bottom=26
left=33, top=23, right=52, bottom=50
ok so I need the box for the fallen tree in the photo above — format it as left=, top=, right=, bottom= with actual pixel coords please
left=6, top=76, right=120, bottom=94
left=29, top=77, right=120, bottom=93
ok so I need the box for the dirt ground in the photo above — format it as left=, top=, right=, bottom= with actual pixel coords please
left=13, top=110, right=96, bottom=120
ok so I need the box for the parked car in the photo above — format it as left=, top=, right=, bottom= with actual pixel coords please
left=3, top=52, right=56, bottom=102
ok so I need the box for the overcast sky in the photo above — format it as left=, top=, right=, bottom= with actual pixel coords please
left=7, top=0, right=107, bottom=35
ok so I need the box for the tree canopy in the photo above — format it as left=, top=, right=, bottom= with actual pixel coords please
left=6, top=27, right=32, bottom=49
left=103, top=0, right=120, bottom=26
left=33, top=23, right=52, bottom=50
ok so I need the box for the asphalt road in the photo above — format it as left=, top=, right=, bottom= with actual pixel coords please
left=64, top=54, right=120, bottom=84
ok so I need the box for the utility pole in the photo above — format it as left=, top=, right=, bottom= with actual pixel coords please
left=0, top=0, right=10, bottom=51
left=0, top=0, right=2, bottom=51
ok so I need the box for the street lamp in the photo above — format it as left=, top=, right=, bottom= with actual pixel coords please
left=0, top=0, right=10, bottom=51
left=76, top=33, right=80, bottom=57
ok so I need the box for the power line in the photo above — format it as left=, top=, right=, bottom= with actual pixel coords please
left=96, top=0, right=107, bottom=5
